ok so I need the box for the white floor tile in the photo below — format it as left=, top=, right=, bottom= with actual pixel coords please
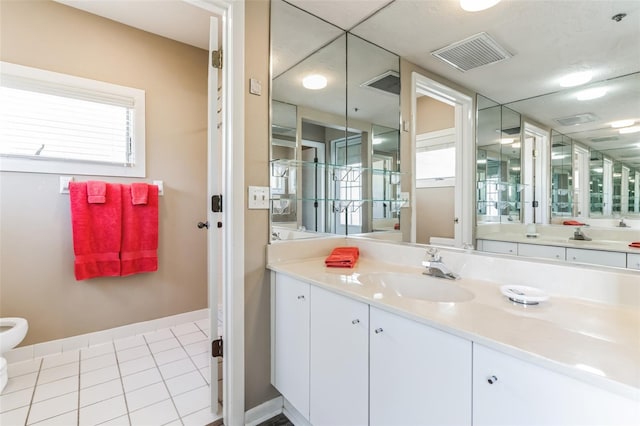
left=98, top=414, right=130, bottom=426
left=121, top=368, right=162, bottom=393
left=129, top=399, right=179, bottom=426
left=177, top=331, right=207, bottom=347
left=41, top=351, right=79, bottom=370
left=7, top=358, right=42, bottom=378
left=0, top=406, right=29, bottom=425
left=199, top=367, right=211, bottom=385
left=80, top=365, right=119, bottom=389
left=37, top=362, right=79, bottom=385
left=113, top=336, right=145, bottom=352
left=118, top=355, right=156, bottom=377
left=158, top=358, right=195, bottom=381
left=194, top=319, right=209, bottom=330
left=81, top=343, right=114, bottom=361
left=153, top=348, right=188, bottom=366
left=81, top=352, right=117, bottom=374
left=163, top=420, right=182, bottom=426
left=180, top=406, right=220, bottom=426
left=33, top=376, right=78, bottom=403
left=80, top=379, right=123, bottom=408
left=30, top=409, right=77, bottom=425
left=170, top=323, right=199, bottom=337
left=2, top=372, right=37, bottom=395
left=27, top=391, right=77, bottom=424
left=183, top=340, right=208, bottom=357
left=165, top=371, right=206, bottom=397
left=172, top=385, right=209, bottom=417
left=116, top=345, right=150, bottom=363
left=143, top=329, right=173, bottom=344
left=148, top=338, right=180, bottom=354
left=79, top=394, right=127, bottom=426
left=124, top=382, right=169, bottom=412
left=0, top=387, right=33, bottom=413
left=190, top=352, right=209, bottom=370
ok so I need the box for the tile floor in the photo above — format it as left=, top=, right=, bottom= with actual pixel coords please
left=0, top=319, right=221, bottom=426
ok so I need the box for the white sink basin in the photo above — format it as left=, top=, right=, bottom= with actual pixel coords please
left=358, top=272, right=474, bottom=303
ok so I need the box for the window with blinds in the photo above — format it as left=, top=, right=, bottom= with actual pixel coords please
left=416, top=128, right=456, bottom=188
left=0, top=62, right=146, bottom=177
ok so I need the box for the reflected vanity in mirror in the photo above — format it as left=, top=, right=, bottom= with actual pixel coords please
left=270, top=0, right=401, bottom=241
left=476, top=73, right=640, bottom=269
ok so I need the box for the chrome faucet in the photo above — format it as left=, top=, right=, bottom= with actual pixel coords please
left=271, top=231, right=281, bottom=241
left=570, top=227, right=592, bottom=241
left=422, top=248, right=460, bottom=280
left=618, top=218, right=630, bottom=228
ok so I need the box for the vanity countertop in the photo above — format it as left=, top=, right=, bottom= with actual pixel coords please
left=478, top=231, right=640, bottom=254
left=268, top=256, right=640, bottom=400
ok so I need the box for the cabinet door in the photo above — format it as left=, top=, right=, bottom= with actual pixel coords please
left=566, top=248, right=626, bottom=268
left=473, top=344, right=640, bottom=426
left=627, top=253, right=640, bottom=270
left=481, top=240, right=517, bottom=255
left=273, top=274, right=310, bottom=419
left=370, top=307, right=471, bottom=426
left=517, top=243, right=565, bottom=260
left=310, top=286, right=369, bottom=426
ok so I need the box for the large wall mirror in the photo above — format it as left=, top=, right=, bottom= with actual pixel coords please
left=270, top=0, right=401, bottom=241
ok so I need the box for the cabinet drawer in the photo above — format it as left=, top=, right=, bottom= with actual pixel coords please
left=517, top=243, right=565, bottom=260
left=480, top=240, right=517, bottom=255
left=628, top=253, right=640, bottom=270
left=566, top=248, right=626, bottom=268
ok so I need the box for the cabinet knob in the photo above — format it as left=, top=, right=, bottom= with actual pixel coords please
left=374, top=328, right=384, bottom=334
left=487, top=375, right=498, bottom=384
left=352, top=319, right=360, bottom=325
left=297, top=295, right=305, bottom=300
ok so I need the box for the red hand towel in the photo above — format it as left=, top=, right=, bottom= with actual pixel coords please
left=69, top=182, right=122, bottom=280
left=629, top=242, right=640, bottom=248
left=87, top=180, right=106, bottom=204
left=121, top=184, right=159, bottom=276
left=131, top=183, right=149, bottom=205
left=563, top=220, right=586, bottom=226
left=325, top=247, right=360, bottom=268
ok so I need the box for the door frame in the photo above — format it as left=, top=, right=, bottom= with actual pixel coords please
left=411, top=72, right=473, bottom=248
left=186, top=0, right=245, bottom=425
left=523, top=122, right=550, bottom=224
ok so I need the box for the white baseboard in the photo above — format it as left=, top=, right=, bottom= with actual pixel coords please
left=245, top=396, right=283, bottom=426
left=282, top=398, right=311, bottom=426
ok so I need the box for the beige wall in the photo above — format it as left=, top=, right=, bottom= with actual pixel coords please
left=244, top=0, right=280, bottom=410
left=0, top=1, right=209, bottom=345
left=416, top=96, right=455, bottom=244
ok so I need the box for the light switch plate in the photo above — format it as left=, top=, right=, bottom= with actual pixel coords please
left=249, top=78, right=262, bottom=96
left=248, top=186, right=269, bottom=209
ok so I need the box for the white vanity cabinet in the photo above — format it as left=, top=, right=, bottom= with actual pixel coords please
left=628, top=253, right=640, bottom=270
left=566, top=247, right=627, bottom=268
left=309, top=286, right=369, bottom=426
left=480, top=240, right=518, bottom=255
left=273, top=274, right=311, bottom=420
left=517, top=243, right=565, bottom=260
left=369, top=307, right=472, bottom=426
left=473, top=344, right=639, bottom=426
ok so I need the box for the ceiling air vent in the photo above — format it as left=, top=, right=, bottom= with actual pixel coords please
left=590, top=136, right=619, bottom=143
left=361, top=71, right=400, bottom=95
left=554, top=113, right=598, bottom=127
left=431, top=32, right=513, bottom=72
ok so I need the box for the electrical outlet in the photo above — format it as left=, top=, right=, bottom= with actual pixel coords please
left=248, top=186, right=269, bottom=209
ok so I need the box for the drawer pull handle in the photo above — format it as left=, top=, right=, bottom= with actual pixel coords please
left=297, top=295, right=305, bottom=300
left=374, top=328, right=384, bottom=334
left=487, top=375, right=498, bottom=384
left=352, top=319, right=360, bottom=325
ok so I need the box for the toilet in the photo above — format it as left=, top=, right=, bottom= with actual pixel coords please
left=0, top=317, right=29, bottom=392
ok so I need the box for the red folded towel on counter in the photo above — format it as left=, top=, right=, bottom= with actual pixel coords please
left=629, top=242, right=640, bottom=249
left=563, top=220, right=586, bottom=226
left=325, top=247, right=359, bottom=268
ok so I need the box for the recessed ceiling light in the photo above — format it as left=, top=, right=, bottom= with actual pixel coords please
left=477, top=159, right=487, bottom=164
left=576, top=87, right=606, bottom=101
left=500, top=138, right=514, bottom=144
left=559, top=71, right=592, bottom=88
left=511, top=142, right=521, bottom=149
left=619, top=126, right=640, bottom=134
left=302, top=74, right=327, bottom=90
left=611, top=119, right=635, bottom=128
left=460, top=0, right=501, bottom=12
left=373, top=138, right=383, bottom=145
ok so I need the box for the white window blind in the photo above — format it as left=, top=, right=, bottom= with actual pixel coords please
left=0, top=62, right=145, bottom=177
left=416, top=128, right=456, bottom=188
